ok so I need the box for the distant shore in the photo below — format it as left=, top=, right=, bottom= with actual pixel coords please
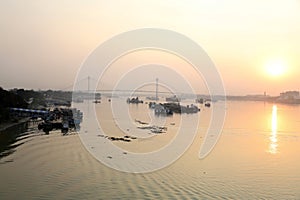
left=225, top=96, right=300, bottom=105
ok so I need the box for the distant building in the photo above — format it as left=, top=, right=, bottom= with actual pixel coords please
left=279, top=91, right=300, bottom=100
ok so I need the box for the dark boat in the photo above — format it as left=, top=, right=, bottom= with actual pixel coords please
left=127, top=97, right=143, bottom=104
left=205, top=102, right=211, bottom=107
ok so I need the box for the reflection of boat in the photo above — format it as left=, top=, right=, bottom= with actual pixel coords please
left=93, top=100, right=101, bottom=103
left=149, top=102, right=157, bottom=109
left=154, top=104, right=173, bottom=115
left=166, top=95, right=180, bottom=102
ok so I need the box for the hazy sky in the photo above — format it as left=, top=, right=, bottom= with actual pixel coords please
left=1, top=0, right=300, bottom=95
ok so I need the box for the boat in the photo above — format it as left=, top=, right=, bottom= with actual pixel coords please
left=149, top=102, right=157, bottom=109
left=205, top=102, right=211, bottom=107
left=37, top=107, right=83, bottom=135
left=150, top=126, right=167, bottom=134
left=126, top=97, right=143, bottom=104
left=182, top=104, right=200, bottom=113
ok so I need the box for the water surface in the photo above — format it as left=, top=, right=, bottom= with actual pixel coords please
left=0, top=99, right=299, bottom=199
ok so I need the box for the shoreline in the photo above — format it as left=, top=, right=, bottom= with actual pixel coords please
left=0, top=118, right=30, bottom=132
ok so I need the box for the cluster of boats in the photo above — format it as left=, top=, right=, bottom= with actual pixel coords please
left=195, top=98, right=211, bottom=107
left=125, top=94, right=213, bottom=116
left=137, top=124, right=167, bottom=134
left=123, top=93, right=214, bottom=116
left=38, top=108, right=83, bottom=135
left=149, top=102, right=200, bottom=115
left=126, top=97, right=144, bottom=104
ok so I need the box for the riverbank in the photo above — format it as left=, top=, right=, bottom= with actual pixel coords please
left=0, top=118, right=30, bottom=132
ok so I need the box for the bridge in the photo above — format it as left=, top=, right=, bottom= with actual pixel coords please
left=69, top=76, right=175, bottom=96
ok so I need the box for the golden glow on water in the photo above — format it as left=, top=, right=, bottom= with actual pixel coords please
left=2, top=101, right=300, bottom=199
left=269, top=105, right=278, bottom=154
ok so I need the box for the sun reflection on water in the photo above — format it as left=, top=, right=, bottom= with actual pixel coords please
left=269, top=105, right=278, bottom=154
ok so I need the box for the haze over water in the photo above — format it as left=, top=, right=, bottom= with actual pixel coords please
left=1, top=1, right=300, bottom=96
left=1, top=99, right=300, bottom=199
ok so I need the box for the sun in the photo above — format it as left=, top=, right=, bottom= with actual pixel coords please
left=265, top=59, right=287, bottom=77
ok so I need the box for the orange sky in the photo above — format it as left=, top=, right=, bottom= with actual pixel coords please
left=0, top=0, right=299, bottom=95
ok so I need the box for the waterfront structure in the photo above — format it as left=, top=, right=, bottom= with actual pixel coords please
left=279, top=91, right=300, bottom=100
left=277, top=91, right=300, bottom=104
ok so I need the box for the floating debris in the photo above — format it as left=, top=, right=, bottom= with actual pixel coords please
left=151, top=127, right=165, bottom=134
left=124, top=135, right=137, bottom=139
left=138, top=125, right=167, bottom=134
left=97, top=134, right=136, bottom=142
left=138, top=125, right=167, bottom=130
left=135, top=119, right=149, bottom=125
left=137, top=126, right=152, bottom=130
left=108, top=136, right=131, bottom=142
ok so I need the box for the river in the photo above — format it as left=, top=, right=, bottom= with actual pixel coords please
left=0, top=99, right=299, bottom=199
